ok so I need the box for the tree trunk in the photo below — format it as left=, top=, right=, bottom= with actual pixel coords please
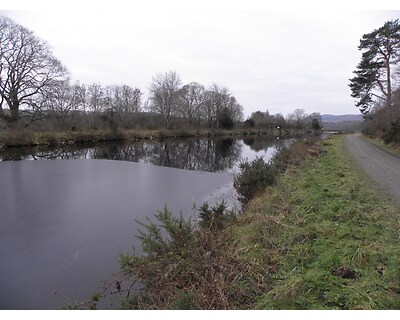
left=386, top=60, right=392, bottom=107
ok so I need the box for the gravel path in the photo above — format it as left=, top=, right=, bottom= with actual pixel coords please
left=344, top=134, right=400, bottom=203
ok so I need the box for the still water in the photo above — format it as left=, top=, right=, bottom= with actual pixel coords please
left=0, top=136, right=289, bottom=309
left=0, top=136, right=287, bottom=173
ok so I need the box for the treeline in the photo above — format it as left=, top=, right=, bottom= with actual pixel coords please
left=0, top=15, right=322, bottom=134
left=0, top=16, right=245, bottom=131
left=246, top=108, right=322, bottom=130
left=7, top=75, right=246, bottom=132
left=349, top=19, right=400, bottom=143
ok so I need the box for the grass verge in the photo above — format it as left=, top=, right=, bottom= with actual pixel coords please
left=246, top=135, right=400, bottom=309
left=362, top=135, right=400, bottom=158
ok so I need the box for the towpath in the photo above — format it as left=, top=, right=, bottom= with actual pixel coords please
left=344, top=134, right=400, bottom=203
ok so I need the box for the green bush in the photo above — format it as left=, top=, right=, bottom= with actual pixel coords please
left=116, top=202, right=267, bottom=309
left=132, top=205, right=195, bottom=259
left=234, top=156, right=276, bottom=204
left=198, top=201, right=234, bottom=230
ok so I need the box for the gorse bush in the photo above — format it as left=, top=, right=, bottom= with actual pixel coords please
left=133, top=205, right=196, bottom=259
left=234, top=156, right=276, bottom=204
left=233, top=138, right=325, bottom=205
left=198, top=201, right=234, bottom=230
left=116, top=203, right=269, bottom=309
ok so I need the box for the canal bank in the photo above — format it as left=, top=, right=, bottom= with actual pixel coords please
left=0, top=127, right=293, bottom=149
left=112, top=135, right=400, bottom=309
left=251, top=135, right=400, bottom=309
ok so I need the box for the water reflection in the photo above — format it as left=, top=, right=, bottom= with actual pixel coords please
left=242, top=136, right=281, bottom=152
left=0, top=136, right=290, bottom=172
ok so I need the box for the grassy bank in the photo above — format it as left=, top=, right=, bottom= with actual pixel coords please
left=0, top=127, right=288, bottom=148
left=242, top=135, right=400, bottom=309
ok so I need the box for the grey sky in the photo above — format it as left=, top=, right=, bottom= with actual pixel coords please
left=2, top=3, right=400, bottom=117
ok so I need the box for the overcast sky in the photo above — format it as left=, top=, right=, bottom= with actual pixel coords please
left=1, top=2, right=400, bottom=117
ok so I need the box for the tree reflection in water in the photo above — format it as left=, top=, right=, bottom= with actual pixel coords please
left=0, top=136, right=290, bottom=172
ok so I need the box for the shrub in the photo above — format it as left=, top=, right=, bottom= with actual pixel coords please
left=234, top=156, right=276, bottom=204
left=198, top=201, right=234, bottom=230
left=383, top=119, right=400, bottom=144
left=114, top=202, right=269, bottom=309
left=133, top=205, right=195, bottom=259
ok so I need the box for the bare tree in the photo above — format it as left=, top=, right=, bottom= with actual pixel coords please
left=72, top=81, right=88, bottom=123
left=210, top=84, right=230, bottom=129
left=87, top=83, right=105, bottom=113
left=112, top=85, right=142, bottom=113
left=226, top=96, right=244, bottom=123
left=0, top=16, right=68, bottom=126
left=203, top=84, right=226, bottom=128
left=287, top=108, right=307, bottom=128
left=148, top=71, right=182, bottom=128
left=177, top=82, right=205, bottom=127
left=203, top=90, right=215, bottom=128
left=44, top=80, right=76, bottom=129
left=111, top=84, right=142, bottom=127
left=203, top=84, right=243, bottom=129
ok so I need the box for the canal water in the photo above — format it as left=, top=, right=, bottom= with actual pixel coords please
left=0, top=136, right=289, bottom=309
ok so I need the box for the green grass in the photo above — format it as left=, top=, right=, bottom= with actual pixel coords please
left=238, top=135, right=400, bottom=309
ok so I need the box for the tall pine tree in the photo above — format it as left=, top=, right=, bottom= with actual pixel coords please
left=349, top=19, right=400, bottom=115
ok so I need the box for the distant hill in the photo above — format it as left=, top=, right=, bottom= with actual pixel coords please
left=321, top=114, right=363, bottom=123
left=321, top=114, right=364, bottom=131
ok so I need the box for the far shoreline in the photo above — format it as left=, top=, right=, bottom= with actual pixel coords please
left=0, top=127, right=302, bottom=149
